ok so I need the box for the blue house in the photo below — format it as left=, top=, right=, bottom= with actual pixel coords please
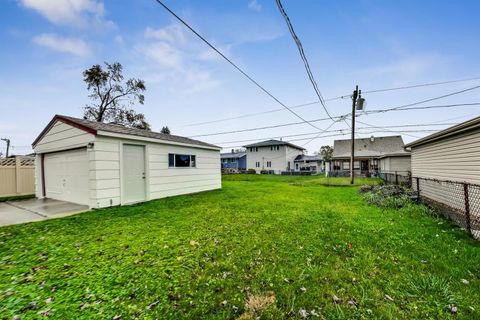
left=221, top=151, right=246, bottom=172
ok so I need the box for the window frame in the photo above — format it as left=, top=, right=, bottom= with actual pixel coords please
left=168, top=153, right=197, bottom=168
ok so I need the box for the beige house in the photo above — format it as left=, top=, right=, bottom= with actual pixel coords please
left=32, top=115, right=221, bottom=208
left=244, top=139, right=304, bottom=174
left=332, top=135, right=406, bottom=176
left=405, top=116, right=480, bottom=185
left=378, top=152, right=411, bottom=173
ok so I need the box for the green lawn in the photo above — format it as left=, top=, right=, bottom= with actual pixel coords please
left=1, top=175, right=479, bottom=319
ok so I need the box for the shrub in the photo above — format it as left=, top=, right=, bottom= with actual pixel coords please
left=246, top=169, right=257, bottom=174
left=360, top=184, right=414, bottom=208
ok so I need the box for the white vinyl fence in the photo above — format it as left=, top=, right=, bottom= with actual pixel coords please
left=0, top=156, right=35, bottom=197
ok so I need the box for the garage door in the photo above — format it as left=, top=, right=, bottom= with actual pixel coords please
left=44, top=148, right=89, bottom=205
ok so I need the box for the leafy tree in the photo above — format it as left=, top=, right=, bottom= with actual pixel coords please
left=318, top=145, right=333, bottom=161
left=160, top=126, right=171, bottom=134
left=83, top=62, right=150, bottom=130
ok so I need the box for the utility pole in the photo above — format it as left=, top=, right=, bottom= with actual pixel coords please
left=350, top=86, right=358, bottom=185
left=350, top=86, right=365, bottom=185
left=1, top=138, right=10, bottom=158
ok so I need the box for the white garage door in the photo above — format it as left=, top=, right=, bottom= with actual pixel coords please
left=44, top=148, right=89, bottom=205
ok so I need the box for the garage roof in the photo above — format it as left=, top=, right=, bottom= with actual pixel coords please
left=33, top=115, right=221, bottom=149
left=404, top=116, right=480, bottom=148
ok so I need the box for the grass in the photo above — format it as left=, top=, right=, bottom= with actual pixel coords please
left=0, top=194, right=35, bottom=202
left=0, top=175, right=479, bottom=319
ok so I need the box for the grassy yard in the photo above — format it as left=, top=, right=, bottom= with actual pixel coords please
left=1, top=175, right=479, bottom=319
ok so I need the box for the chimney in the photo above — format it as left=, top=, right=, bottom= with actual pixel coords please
left=370, top=135, right=375, bottom=142
left=231, top=149, right=234, bottom=154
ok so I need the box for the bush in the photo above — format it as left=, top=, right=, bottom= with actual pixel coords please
left=246, top=169, right=257, bottom=174
left=360, top=184, right=414, bottom=208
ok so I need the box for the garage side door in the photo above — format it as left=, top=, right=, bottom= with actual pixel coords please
left=44, top=148, right=89, bottom=205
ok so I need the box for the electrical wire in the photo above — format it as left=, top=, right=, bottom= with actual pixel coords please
left=153, top=0, right=328, bottom=132
left=182, top=77, right=480, bottom=127
left=213, top=122, right=457, bottom=145
left=275, top=0, right=334, bottom=122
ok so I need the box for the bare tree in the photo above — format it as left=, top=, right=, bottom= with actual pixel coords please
left=83, top=62, right=150, bottom=130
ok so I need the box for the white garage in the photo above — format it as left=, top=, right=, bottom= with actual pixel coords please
left=32, top=115, right=222, bottom=208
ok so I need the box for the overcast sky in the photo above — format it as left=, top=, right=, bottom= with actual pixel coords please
left=1, top=0, right=479, bottom=156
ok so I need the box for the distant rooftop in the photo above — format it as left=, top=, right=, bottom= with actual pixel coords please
left=243, top=139, right=305, bottom=150
left=220, top=152, right=246, bottom=159
left=332, top=135, right=407, bottom=158
left=294, top=154, right=323, bottom=162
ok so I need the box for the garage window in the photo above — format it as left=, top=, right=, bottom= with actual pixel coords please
left=169, top=153, right=196, bottom=167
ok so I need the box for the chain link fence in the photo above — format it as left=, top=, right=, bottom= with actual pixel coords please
left=378, top=171, right=411, bottom=187
left=411, top=177, right=480, bottom=239
left=379, top=171, right=480, bottom=239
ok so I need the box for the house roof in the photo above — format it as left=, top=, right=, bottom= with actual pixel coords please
left=294, top=154, right=323, bottom=162
left=332, top=135, right=405, bottom=159
left=404, top=115, right=480, bottom=148
left=243, top=139, right=305, bottom=150
left=32, top=115, right=221, bottom=150
left=220, top=152, right=246, bottom=159
left=378, top=151, right=411, bottom=159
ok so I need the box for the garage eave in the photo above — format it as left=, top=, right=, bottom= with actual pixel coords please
left=32, top=115, right=98, bottom=148
left=96, top=130, right=222, bottom=151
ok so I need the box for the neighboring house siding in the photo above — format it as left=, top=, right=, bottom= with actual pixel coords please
left=379, top=156, right=411, bottom=172
left=34, top=121, right=94, bottom=154
left=285, top=146, right=304, bottom=171
left=411, top=129, right=480, bottom=184
left=246, top=146, right=286, bottom=173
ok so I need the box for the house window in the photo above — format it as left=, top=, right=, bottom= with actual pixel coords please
left=266, top=161, right=272, bottom=167
left=270, top=145, right=280, bottom=151
left=255, top=161, right=260, bottom=168
left=295, top=163, right=299, bottom=170
left=249, top=147, right=258, bottom=152
left=231, top=158, right=236, bottom=163
left=169, top=154, right=196, bottom=167
left=342, top=161, right=350, bottom=170
left=354, top=161, right=360, bottom=170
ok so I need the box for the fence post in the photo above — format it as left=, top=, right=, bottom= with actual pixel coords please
left=416, top=177, right=420, bottom=202
left=395, top=171, right=398, bottom=185
left=464, top=183, right=471, bottom=234
left=15, top=156, right=21, bottom=194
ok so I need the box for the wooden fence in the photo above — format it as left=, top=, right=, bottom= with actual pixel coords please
left=0, top=156, right=35, bottom=197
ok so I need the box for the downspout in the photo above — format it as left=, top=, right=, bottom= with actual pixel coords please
left=41, top=153, right=46, bottom=197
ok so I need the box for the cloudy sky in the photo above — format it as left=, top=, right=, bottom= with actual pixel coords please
left=1, top=0, right=479, bottom=155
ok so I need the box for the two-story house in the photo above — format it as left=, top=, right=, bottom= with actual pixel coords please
left=244, top=139, right=304, bottom=174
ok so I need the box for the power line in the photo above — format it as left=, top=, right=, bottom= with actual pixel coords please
left=219, top=129, right=443, bottom=149
left=364, top=102, right=480, bottom=115
left=362, top=77, right=480, bottom=95
left=189, top=114, right=349, bottom=138
left=182, top=77, right=480, bottom=127
left=213, top=122, right=457, bottom=145
left=368, top=85, right=480, bottom=114
left=153, top=0, right=327, bottom=132
left=189, top=99, right=479, bottom=138
left=275, top=0, right=334, bottom=122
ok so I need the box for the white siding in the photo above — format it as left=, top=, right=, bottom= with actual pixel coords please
left=148, top=144, right=221, bottom=199
left=411, top=129, right=480, bottom=184
left=89, top=137, right=121, bottom=208
left=90, top=136, right=221, bottom=208
left=35, top=121, right=94, bottom=153
left=246, top=145, right=303, bottom=174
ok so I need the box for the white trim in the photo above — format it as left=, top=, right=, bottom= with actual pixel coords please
left=97, top=130, right=221, bottom=151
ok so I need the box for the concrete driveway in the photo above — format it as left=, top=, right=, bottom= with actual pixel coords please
left=0, top=198, right=89, bottom=227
